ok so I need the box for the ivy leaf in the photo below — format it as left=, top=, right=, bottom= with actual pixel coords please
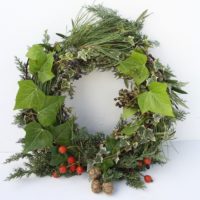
left=37, top=96, right=65, bottom=126
left=37, top=53, right=55, bottom=83
left=26, top=45, right=46, bottom=69
left=26, top=45, right=55, bottom=83
left=49, top=146, right=67, bottom=166
left=121, top=124, right=140, bottom=136
left=117, top=51, right=149, bottom=85
left=101, top=159, right=114, bottom=171
left=24, top=122, right=53, bottom=153
left=50, top=119, right=74, bottom=145
left=14, top=80, right=64, bottom=126
left=50, top=154, right=67, bottom=166
left=14, top=80, right=45, bottom=111
left=137, top=82, right=174, bottom=117
left=122, top=107, right=137, bottom=119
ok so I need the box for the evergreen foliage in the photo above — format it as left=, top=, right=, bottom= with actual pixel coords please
left=6, top=5, right=187, bottom=193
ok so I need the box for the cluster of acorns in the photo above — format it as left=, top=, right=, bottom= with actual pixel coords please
left=114, top=89, right=136, bottom=108
left=89, top=167, right=113, bottom=195
left=51, top=145, right=84, bottom=178
left=137, top=157, right=153, bottom=183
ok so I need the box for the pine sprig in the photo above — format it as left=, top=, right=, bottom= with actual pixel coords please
left=4, top=153, right=28, bottom=164
left=15, top=57, right=30, bottom=80
left=126, top=172, right=145, bottom=189
left=63, top=4, right=151, bottom=64
left=42, top=30, right=50, bottom=45
left=6, top=168, right=31, bottom=181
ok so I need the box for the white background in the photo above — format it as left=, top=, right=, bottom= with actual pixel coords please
left=0, top=0, right=200, bottom=199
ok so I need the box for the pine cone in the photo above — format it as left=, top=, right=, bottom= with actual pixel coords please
left=91, top=180, right=102, bottom=193
left=88, top=167, right=101, bottom=180
left=102, top=182, right=113, bottom=195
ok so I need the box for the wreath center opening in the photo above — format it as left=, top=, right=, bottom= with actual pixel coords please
left=65, top=70, right=125, bottom=135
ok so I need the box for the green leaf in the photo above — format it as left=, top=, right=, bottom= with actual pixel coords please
left=26, top=45, right=55, bottom=83
left=137, top=82, right=174, bottom=117
left=14, top=80, right=45, bottom=110
left=117, top=51, right=149, bottom=85
left=37, top=53, right=55, bottom=83
left=50, top=154, right=66, bottom=166
left=122, top=107, right=137, bottom=119
left=121, top=124, right=140, bottom=136
left=50, top=119, right=74, bottom=145
left=105, top=137, right=119, bottom=153
left=37, top=96, right=65, bottom=126
left=49, top=146, right=67, bottom=166
left=50, top=146, right=58, bottom=155
left=171, top=87, right=187, bottom=94
left=26, top=45, right=46, bottom=66
left=102, top=159, right=114, bottom=171
left=14, top=80, right=64, bottom=126
left=27, top=45, right=46, bottom=74
left=24, top=122, right=53, bottom=153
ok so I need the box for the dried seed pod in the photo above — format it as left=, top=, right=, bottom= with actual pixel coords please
left=102, top=182, right=113, bottom=195
left=91, top=180, right=102, bottom=193
left=88, top=167, right=101, bottom=179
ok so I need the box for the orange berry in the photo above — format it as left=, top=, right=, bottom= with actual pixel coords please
left=70, top=165, right=76, bottom=173
left=144, top=175, right=153, bottom=183
left=67, top=156, right=76, bottom=164
left=76, top=166, right=84, bottom=175
left=143, top=158, right=152, bottom=165
left=58, top=146, right=67, bottom=154
left=59, top=165, right=67, bottom=174
left=52, top=171, right=59, bottom=178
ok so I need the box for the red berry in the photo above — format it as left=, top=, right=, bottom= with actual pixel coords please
left=68, top=156, right=76, bottom=164
left=137, top=160, right=143, bottom=168
left=58, top=146, right=67, bottom=154
left=59, top=165, right=67, bottom=174
left=143, top=158, right=152, bottom=165
left=70, top=165, right=76, bottom=173
left=144, top=175, right=153, bottom=183
left=76, top=166, right=84, bottom=175
left=52, top=171, right=59, bottom=178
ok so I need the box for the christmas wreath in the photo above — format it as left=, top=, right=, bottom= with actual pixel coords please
left=6, top=5, right=187, bottom=195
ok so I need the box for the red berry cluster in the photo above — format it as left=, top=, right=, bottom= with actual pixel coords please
left=137, top=157, right=153, bottom=183
left=52, top=145, right=84, bottom=178
left=137, top=157, right=152, bottom=169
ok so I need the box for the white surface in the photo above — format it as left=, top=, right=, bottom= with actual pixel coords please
left=0, top=1, right=199, bottom=150
left=1, top=141, right=200, bottom=200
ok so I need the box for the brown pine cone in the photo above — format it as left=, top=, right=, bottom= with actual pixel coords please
left=91, top=180, right=102, bottom=193
left=88, top=167, right=101, bottom=180
left=102, top=182, right=113, bottom=195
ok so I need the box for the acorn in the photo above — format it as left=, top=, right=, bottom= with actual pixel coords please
left=102, top=182, right=113, bottom=195
left=91, top=180, right=102, bottom=193
left=88, top=167, right=101, bottom=180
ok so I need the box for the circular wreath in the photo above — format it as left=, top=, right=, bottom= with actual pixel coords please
left=6, top=5, right=187, bottom=195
